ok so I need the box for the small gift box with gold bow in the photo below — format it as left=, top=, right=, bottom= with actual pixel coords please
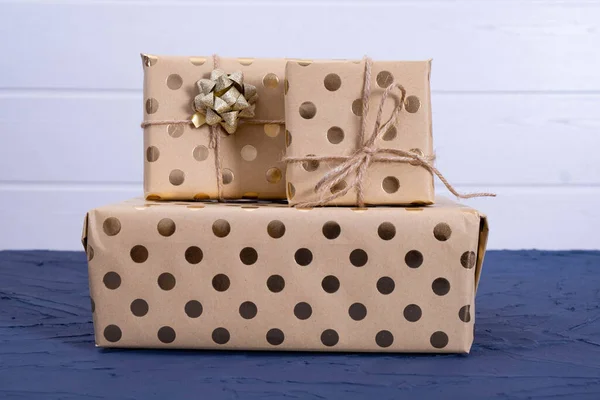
left=284, top=58, right=438, bottom=207
left=141, top=54, right=290, bottom=201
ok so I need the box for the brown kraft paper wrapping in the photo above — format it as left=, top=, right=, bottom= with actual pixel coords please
left=142, top=55, right=288, bottom=200
left=284, top=58, right=434, bottom=206
left=82, top=197, right=488, bottom=353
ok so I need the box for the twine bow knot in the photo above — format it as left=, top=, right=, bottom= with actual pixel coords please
left=285, top=57, right=495, bottom=208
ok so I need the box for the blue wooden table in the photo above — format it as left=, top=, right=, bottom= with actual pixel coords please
left=1, top=251, right=599, bottom=399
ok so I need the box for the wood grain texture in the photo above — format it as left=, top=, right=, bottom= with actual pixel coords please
left=1, top=250, right=599, bottom=399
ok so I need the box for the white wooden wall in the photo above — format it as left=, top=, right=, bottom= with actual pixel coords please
left=1, top=0, right=599, bottom=250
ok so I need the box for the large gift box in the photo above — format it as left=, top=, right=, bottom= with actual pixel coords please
left=284, top=58, right=434, bottom=207
left=82, top=197, right=488, bottom=353
left=141, top=54, right=289, bottom=201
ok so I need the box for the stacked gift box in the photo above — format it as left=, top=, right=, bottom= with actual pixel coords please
left=82, top=54, right=491, bottom=353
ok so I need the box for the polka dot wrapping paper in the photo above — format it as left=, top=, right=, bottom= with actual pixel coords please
left=82, top=197, right=489, bottom=353
left=285, top=59, right=434, bottom=206
left=142, top=55, right=290, bottom=200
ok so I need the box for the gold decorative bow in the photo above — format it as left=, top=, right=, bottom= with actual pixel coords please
left=191, top=69, right=258, bottom=134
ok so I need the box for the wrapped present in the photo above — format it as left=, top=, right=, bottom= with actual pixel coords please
left=284, top=57, right=465, bottom=207
left=82, top=197, right=489, bottom=353
left=141, top=54, right=290, bottom=200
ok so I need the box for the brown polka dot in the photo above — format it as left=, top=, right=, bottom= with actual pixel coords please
left=103, top=325, right=122, bottom=343
left=157, top=326, right=176, bottom=344
left=327, top=126, right=344, bottom=144
left=382, top=126, right=397, bottom=141
left=321, top=275, right=340, bottom=293
left=324, top=73, right=342, bottom=91
left=377, top=277, right=395, bottom=295
left=405, top=250, right=423, bottom=268
left=382, top=176, right=400, bottom=194
left=158, top=273, right=176, bottom=291
left=212, top=274, right=230, bottom=292
left=459, top=305, right=472, bottom=323
left=222, top=169, right=234, bottom=185
left=239, top=301, right=258, bottom=319
left=157, top=218, right=176, bottom=237
left=130, top=245, right=148, bottom=263
left=185, top=300, right=203, bottom=318
left=146, top=146, right=160, bottom=162
left=405, top=95, right=421, bottom=113
left=294, top=302, right=312, bottom=320
left=430, top=331, right=449, bottom=349
left=330, top=180, right=348, bottom=194
left=349, top=249, right=368, bottom=267
left=267, top=220, right=285, bottom=238
left=87, top=245, right=94, bottom=261
left=377, top=222, right=395, bottom=240
left=263, top=73, right=279, bottom=89
left=403, top=304, right=422, bottom=322
left=103, top=272, right=121, bottom=289
left=294, top=248, right=313, bottom=266
left=299, top=102, right=317, bottom=119
left=348, top=303, right=367, bottom=321
left=266, top=328, right=285, bottom=346
left=375, top=330, right=394, bottom=348
left=169, top=169, right=185, bottom=186
left=302, top=155, right=319, bottom=172
left=185, top=246, right=203, bottom=264
left=212, top=327, right=230, bottom=345
left=432, top=278, right=450, bottom=296
left=130, top=299, right=149, bottom=317
left=351, top=99, right=363, bottom=116
left=90, top=298, right=95, bottom=313
left=322, top=221, right=341, bottom=239
left=212, top=219, right=231, bottom=238
left=166, top=74, right=183, bottom=90
left=240, top=247, right=258, bottom=265
left=376, top=71, right=394, bottom=88
left=193, top=145, right=209, bottom=161
left=103, top=217, right=121, bottom=236
left=266, top=167, right=282, bottom=183
left=285, top=130, right=293, bottom=147
left=168, top=124, right=184, bottom=138
left=267, top=275, right=285, bottom=293
left=145, top=98, right=158, bottom=114
left=434, top=223, right=452, bottom=241
left=321, top=329, right=339, bottom=347
left=287, top=182, right=296, bottom=199
left=461, top=251, right=476, bottom=269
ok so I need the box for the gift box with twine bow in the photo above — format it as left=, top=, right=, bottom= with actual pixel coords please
left=141, top=54, right=293, bottom=201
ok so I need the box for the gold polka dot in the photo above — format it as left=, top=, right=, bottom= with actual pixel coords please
left=169, top=169, right=185, bottom=186
left=146, top=146, right=160, bottom=162
left=141, top=54, right=158, bottom=67
left=145, top=98, right=158, bottom=114
left=222, top=169, right=234, bottom=185
left=166, top=74, right=183, bottom=90
left=266, top=167, right=282, bottom=184
left=405, top=95, right=421, bottom=113
left=324, top=73, right=342, bottom=91
left=331, top=180, right=347, bottom=194
left=238, top=57, right=254, bottom=66
left=103, top=217, right=121, bottom=236
left=285, top=130, right=292, bottom=147
left=263, top=73, right=279, bottom=89
left=242, top=192, right=259, bottom=199
left=382, top=126, right=397, bottom=141
left=264, top=124, right=281, bottom=138
left=351, top=99, right=363, bottom=116
left=193, top=193, right=210, bottom=200
left=284, top=79, right=289, bottom=95
left=302, top=155, right=319, bottom=172
left=168, top=124, right=184, bottom=138
left=193, top=145, right=209, bottom=162
left=299, top=102, right=317, bottom=119
left=376, top=71, right=394, bottom=88
left=146, top=194, right=162, bottom=201
left=382, top=176, right=400, bottom=193
left=287, top=182, right=296, bottom=199
left=157, top=218, right=176, bottom=237
left=327, top=127, right=344, bottom=144
left=297, top=60, right=312, bottom=66
left=189, top=56, right=207, bottom=66
left=241, top=145, right=257, bottom=161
